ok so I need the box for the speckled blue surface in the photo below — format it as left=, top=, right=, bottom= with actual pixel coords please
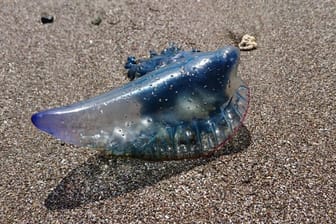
left=32, top=45, right=250, bottom=160
left=125, top=44, right=200, bottom=80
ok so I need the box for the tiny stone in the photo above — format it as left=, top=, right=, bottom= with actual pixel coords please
left=238, top=34, right=257, bottom=51
left=91, top=16, right=102, bottom=26
left=41, top=15, right=54, bottom=24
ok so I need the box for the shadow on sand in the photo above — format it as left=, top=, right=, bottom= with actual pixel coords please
left=45, top=125, right=251, bottom=210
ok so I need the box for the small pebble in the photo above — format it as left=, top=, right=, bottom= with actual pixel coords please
left=91, top=16, right=102, bottom=26
left=239, top=34, right=257, bottom=51
left=41, top=15, right=54, bottom=24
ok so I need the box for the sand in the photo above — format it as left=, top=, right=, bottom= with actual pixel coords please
left=1, top=0, right=335, bottom=223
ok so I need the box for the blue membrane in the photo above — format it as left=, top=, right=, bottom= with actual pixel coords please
left=32, top=45, right=250, bottom=160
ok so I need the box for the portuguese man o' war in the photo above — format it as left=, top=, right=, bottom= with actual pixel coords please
left=31, top=45, right=250, bottom=160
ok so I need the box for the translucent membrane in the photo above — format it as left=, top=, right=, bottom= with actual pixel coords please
left=32, top=46, right=250, bottom=160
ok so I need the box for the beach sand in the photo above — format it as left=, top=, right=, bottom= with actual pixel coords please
left=1, top=0, right=335, bottom=222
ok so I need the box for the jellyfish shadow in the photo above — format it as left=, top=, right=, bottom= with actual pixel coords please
left=45, top=125, right=251, bottom=210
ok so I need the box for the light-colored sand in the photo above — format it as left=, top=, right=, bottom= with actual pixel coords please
left=1, top=0, right=335, bottom=223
